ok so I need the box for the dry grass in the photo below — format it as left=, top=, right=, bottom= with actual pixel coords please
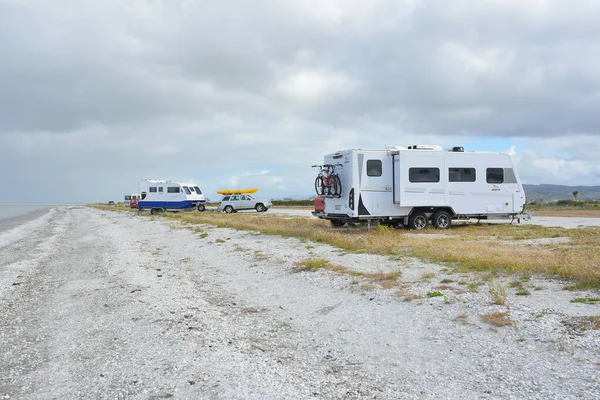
left=294, top=258, right=401, bottom=288
left=90, top=206, right=600, bottom=288
left=482, top=312, right=514, bottom=327
left=533, top=210, right=600, bottom=218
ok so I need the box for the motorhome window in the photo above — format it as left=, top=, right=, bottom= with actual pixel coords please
left=158, top=187, right=164, bottom=192
left=167, top=187, right=180, bottom=193
left=449, top=168, right=476, bottom=182
left=183, top=186, right=191, bottom=195
left=149, top=187, right=157, bottom=193
left=409, top=168, right=440, bottom=183
left=193, top=186, right=202, bottom=195
left=486, top=168, right=504, bottom=183
left=366, top=160, right=382, bottom=177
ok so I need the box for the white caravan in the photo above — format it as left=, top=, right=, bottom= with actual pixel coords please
left=313, top=145, right=527, bottom=229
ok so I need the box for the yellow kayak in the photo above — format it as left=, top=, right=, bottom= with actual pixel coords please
left=216, top=188, right=259, bottom=195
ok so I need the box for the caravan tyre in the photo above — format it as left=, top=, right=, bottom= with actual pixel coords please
left=408, top=212, right=428, bottom=230
left=150, top=208, right=158, bottom=215
left=432, top=210, right=452, bottom=229
left=330, top=219, right=346, bottom=227
left=197, top=203, right=206, bottom=212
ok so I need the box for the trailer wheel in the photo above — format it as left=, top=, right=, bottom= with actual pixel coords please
left=330, top=219, right=346, bottom=227
left=224, top=205, right=234, bottom=213
left=432, top=210, right=452, bottom=229
left=408, top=212, right=428, bottom=230
left=255, top=203, right=265, bottom=212
left=197, top=203, right=206, bottom=212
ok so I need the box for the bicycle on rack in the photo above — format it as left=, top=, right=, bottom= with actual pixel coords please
left=312, top=164, right=342, bottom=198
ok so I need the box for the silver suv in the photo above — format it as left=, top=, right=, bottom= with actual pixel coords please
left=218, top=194, right=272, bottom=213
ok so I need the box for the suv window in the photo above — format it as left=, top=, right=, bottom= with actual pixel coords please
left=222, top=196, right=230, bottom=201
left=231, top=195, right=239, bottom=201
left=241, top=195, right=247, bottom=200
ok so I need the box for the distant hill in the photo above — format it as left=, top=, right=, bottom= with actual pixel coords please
left=523, top=184, right=600, bottom=202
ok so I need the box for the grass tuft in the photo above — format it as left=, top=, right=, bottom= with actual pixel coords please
left=488, top=281, right=508, bottom=305
left=482, top=312, right=514, bottom=327
left=570, top=297, right=600, bottom=305
left=427, top=291, right=444, bottom=298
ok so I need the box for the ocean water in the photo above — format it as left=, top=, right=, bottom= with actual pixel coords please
left=0, top=204, right=53, bottom=222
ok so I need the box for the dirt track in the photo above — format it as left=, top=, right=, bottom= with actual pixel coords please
left=1, top=207, right=599, bottom=399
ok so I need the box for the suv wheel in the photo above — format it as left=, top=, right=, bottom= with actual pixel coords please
left=255, top=203, right=265, bottom=212
left=224, top=205, right=234, bottom=213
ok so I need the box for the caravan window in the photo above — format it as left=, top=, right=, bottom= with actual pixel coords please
left=409, top=168, right=440, bottom=183
left=167, top=186, right=180, bottom=193
left=158, top=187, right=164, bottom=192
left=486, top=168, right=504, bottom=183
left=449, top=168, right=476, bottom=182
left=149, top=187, right=157, bottom=193
left=193, top=186, right=202, bottom=195
left=366, top=160, right=382, bottom=177
left=182, top=186, right=191, bottom=195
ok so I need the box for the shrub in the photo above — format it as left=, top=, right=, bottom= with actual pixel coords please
left=489, top=281, right=508, bottom=305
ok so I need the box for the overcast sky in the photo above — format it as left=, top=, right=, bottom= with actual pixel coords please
left=2, top=0, right=600, bottom=203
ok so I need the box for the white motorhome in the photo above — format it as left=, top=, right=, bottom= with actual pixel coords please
left=137, top=179, right=206, bottom=214
left=313, top=145, right=527, bottom=229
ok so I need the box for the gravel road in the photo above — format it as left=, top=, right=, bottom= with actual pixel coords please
left=1, top=207, right=599, bottom=399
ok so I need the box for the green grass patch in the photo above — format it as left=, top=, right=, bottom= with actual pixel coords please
left=570, top=297, right=600, bottom=305
left=427, top=291, right=444, bottom=298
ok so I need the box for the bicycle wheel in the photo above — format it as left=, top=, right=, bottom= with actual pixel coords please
left=332, top=174, right=342, bottom=197
left=314, top=176, right=324, bottom=196
left=327, top=177, right=338, bottom=198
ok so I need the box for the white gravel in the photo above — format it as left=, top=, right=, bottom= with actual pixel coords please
left=1, top=206, right=599, bottom=399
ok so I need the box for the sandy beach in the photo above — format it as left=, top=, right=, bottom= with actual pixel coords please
left=1, top=207, right=599, bottom=399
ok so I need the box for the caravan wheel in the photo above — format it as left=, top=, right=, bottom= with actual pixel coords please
left=408, top=212, right=428, bottom=230
left=197, top=203, right=206, bottom=212
left=330, top=219, right=346, bottom=227
left=432, top=210, right=452, bottom=229
left=150, top=208, right=158, bottom=215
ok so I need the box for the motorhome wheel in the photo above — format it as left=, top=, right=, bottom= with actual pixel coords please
left=432, top=210, right=452, bottom=229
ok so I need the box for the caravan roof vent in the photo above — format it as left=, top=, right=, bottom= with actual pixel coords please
left=452, top=146, right=464, bottom=152
left=407, top=145, right=443, bottom=151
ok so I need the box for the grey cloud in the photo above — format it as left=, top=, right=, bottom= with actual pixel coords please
left=1, top=0, right=600, bottom=202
